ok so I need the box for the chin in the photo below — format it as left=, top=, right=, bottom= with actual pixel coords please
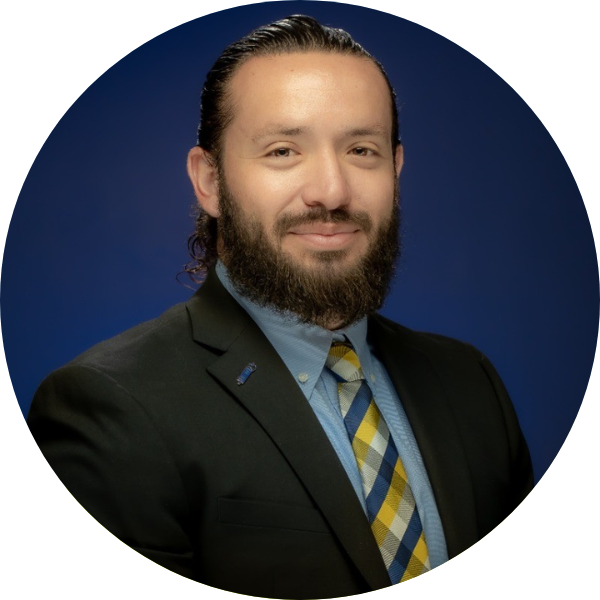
left=287, top=250, right=354, bottom=272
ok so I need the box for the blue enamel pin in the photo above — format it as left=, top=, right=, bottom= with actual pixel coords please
left=236, top=362, right=257, bottom=385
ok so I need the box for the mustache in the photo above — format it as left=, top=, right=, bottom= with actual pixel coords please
left=273, top=207, right=373, bottom=237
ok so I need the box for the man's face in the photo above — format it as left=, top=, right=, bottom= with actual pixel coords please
left=190, top=51, right=403, bottom=328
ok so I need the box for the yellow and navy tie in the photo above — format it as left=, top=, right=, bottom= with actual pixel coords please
left=326, top=342, right=430, bottom=583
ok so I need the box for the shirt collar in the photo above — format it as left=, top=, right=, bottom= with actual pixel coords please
left=215, top=261, right=373, bottom=396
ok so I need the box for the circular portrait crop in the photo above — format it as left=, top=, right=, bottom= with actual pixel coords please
left=1, top=1, right=598, bottom=598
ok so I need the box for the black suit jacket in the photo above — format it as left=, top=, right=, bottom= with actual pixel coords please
left=28, top=271, right=533, bottom=598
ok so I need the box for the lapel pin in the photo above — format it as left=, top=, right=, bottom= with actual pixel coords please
left=236, top=362, right=257, bottom=385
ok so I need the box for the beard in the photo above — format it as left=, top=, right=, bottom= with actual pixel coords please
left=216, top=177, right=400, bottom=330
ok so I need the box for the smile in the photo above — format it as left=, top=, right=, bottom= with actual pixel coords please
left=287, top=225, right=361, bottom=250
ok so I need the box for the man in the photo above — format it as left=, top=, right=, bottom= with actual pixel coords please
left=28, top=15, right=533, bottom=599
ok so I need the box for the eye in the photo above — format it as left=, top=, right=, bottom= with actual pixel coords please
left=268, top=147, right=296, bottom=158
left=351, top=146, right=376, bottom=157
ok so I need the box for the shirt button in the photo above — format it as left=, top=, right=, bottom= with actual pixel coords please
left=370, top=374, right=376, bottom=383
left=298, top=373, right=309, bottom=383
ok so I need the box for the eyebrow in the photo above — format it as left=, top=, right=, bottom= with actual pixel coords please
left=344, top=126, right=388, bottom=138
left=250, top=124, right=389, bottom=144
left=251, top=126, right=308, bottom=144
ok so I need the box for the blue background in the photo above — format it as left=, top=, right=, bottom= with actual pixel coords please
left=2, top=1, right=598, bottom=483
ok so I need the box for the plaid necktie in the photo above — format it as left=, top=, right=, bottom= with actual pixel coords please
left=326, top=342, right=430, bottom=583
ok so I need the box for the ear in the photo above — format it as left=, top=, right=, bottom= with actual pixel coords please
left=187, top=146, right=220, bottom=217
left=394, top=143, right=404, bottom=178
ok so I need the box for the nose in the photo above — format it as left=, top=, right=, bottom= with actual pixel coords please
left=301, top=151, right=351, bottom=210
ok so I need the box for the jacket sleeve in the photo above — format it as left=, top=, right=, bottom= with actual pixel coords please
left=27, top=364, right=196, bottom=580
left=478, top=351, right=534, bottom=513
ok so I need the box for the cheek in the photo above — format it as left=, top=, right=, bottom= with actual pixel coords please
left=352, top=179, right=396, bottom=218
left=228, top=168, right=300, bottom=214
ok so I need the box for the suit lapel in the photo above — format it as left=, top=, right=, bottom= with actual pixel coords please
left=369, top=316, right=479, bottom=557
left=186, top=272, right=391, bottom=590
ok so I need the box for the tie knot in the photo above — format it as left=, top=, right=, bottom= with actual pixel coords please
left=326, top=342, right=365, bottom=382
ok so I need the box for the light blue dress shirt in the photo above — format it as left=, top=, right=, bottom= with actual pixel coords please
left=216, top=262, right=448, bottom=568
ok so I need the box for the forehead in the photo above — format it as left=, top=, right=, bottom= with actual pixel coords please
left=224, top=52, right=394, bottom=139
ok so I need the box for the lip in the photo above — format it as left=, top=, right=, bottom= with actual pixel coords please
left=288, top=223, right=360, bottom=236
left=287, top=224, right=361, bottom=250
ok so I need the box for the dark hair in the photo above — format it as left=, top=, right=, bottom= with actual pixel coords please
left=184, top=14, right=400, bottom=281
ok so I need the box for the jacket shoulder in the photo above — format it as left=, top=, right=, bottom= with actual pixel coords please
left=370, top=313, right=485, bottom=361
left=67, top=301, right=193, bottom=375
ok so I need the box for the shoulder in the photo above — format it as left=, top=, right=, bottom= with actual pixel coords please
left=368, top=313, right=511, bottom=412
left=69, top=301, right=191, bottom=372
left=30, top=296, right=217, bottom=420
left=369, top=313, right=485, bottom=364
